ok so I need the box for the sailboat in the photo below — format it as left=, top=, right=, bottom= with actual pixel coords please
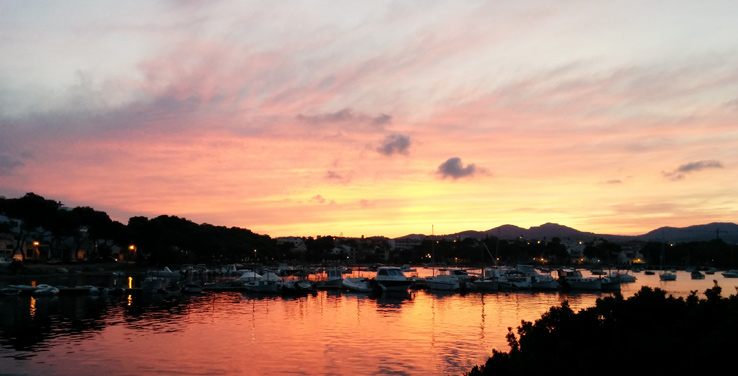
left=472, top=239, right=500, bottom=291
left=659, top=238, right=676, bottom=281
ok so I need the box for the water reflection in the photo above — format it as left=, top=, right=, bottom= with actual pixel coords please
left=1, top=270, right=736, bottom=375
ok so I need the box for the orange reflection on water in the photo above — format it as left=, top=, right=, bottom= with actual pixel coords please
left=29, top=297, right=36, bottom=318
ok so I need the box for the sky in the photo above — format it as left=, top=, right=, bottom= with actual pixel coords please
left=1, top=1, right=737, bottom=239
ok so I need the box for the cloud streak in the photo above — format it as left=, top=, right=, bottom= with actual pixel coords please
left=663, top=160, right=724, bottom=181
left=0, top=154, right=24, bottom=176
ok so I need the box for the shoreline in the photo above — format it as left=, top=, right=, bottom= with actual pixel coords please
left=0, top=262, right=148, bottom=280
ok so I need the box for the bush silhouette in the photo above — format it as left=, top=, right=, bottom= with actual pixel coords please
left=467, top=282, right=738, bottom=375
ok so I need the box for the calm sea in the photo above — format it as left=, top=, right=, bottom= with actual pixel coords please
left=1, top=268, right=735, bottom=376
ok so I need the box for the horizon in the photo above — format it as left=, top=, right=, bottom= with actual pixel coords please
left=4, top=192, right=735, bottom=241
left=2, top=2, right=737, bottom=239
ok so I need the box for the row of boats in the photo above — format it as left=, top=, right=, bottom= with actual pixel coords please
left=202, top=265, right=639, bottom=294
left=8, top=264, right=736, bottom=298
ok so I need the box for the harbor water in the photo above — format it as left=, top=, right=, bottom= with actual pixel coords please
left=1, top=268, right=736, bottom=375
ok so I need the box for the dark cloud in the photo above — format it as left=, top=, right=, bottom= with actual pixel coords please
left=0, top=154, right=24, bottom=175
left=377, top=133, right=410, bottom=156
left=372, top=114, right=392, bottom=126
left=605, top=179, right=622, bottom=184
left=325, top=171, right=342, bottom=180
left=310, top=195, right=326, bottom=204
left=297, top=108, right=392, bottom=131
left=437, top=157, right=482, bottom=179
left=663, top=160, right=723, bottom=181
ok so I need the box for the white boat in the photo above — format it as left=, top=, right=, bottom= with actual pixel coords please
left=281, top=279, right=315, bottom=294
left=33, top=284, right=60, bottom=296
left=316, top=268, right=344, bottom=289
left=235, top=270, right=260, bottom=281
left=557, top=268, right=602, bottom=290
left=606, top=271, right=637, bottom=283
left=497, top=269, right=532, bottom=290
left=374, top=266, right=413, bottom=292
left=472, top=267, right=500, bottom=291
left=244, top=272, right=283, bottom=293
left=220, top=264, right=240, bottom=276
left=425, top=269, right=462, bottom=291
left=342, top=277, right=373, bottom=292
left=722, top=270, right=738, bottom=278
left=148, top=266, right=182, bottom=278
left=141, top=276, right=166, bottom=293
left=517, top=265, right=558, bottom=290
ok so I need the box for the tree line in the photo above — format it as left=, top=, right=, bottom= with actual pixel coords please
left=2, top=192, right=737, bottom=268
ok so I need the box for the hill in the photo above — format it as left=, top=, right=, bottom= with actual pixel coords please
left=397, top=222, right=738, bottom=244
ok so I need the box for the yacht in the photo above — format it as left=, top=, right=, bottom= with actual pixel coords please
left=557, top=268, right=602, bottom=290
left=517, top=265, right=558, bottom=290
left=425, top=269, right=462, bottom=291
left=374, top=266, right=413, bottom=292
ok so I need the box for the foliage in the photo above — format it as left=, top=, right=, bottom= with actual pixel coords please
left=466, top=283, right=738, bottom=375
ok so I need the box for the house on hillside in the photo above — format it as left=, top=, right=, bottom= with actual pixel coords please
left=276, top=237, right=307, bottom=253
left=390, top=237, right=423, bottom=251
left=0, top=233, right=15, bottom=260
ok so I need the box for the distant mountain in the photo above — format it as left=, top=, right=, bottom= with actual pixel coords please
left=638, top=222, right=738, bottom=244
left=395, top=222, right=738, bottom=244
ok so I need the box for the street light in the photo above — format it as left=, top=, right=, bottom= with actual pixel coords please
left=128, top=245, right=137, bottom=263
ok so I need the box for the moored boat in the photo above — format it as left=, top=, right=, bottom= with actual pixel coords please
left=33, top=284, right=60, bottom=296
left=149, top=266, right=182, bottom=278
left=517, top=265, right=558, bottom=290
left=691, top=270, right=706, bottom=280
left=374, top=266, right=413, bottom=292
left=342, top=277, right=373, bottom=292
left=244, top=272, right=283, bottom=293
left=607, top=271, right=636, bottom=283
left=557, top=268, right=602, bottom=290
left=722, top=270, right=738, bottom=278
left=425, top=269, right=462, bottom=291
left=315, top=268, right=344, bottom=290
left=472, top=267, right=500, bottom=291
left=141, top=276, right=166, bottom=293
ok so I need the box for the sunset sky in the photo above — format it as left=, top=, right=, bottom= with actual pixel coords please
left=2, top=1, right=737, bottom=238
